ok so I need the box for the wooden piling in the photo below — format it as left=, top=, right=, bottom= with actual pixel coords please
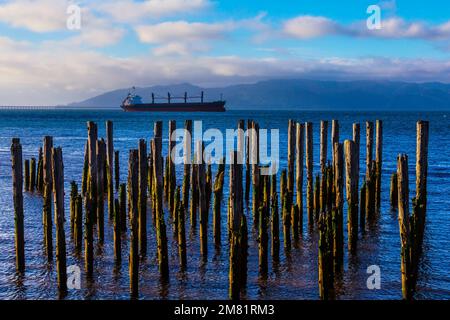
left=331, top=120, right=339, bottom=164
left=81, top=141, right=88, bottom=196
left=70, top=181, right=78, bottom=234
left=11, top=138, right=25, bottom=273
left=318, top=210, right=334, bottom=300
left=87, top=122, right=98, bottom=223
left=213, top=167, right=225, bottom=247
left=182, top=120, right=192, bottom=211
left=365, top=160, right=376, bottom=220
left=291, top=204, right=299, bottom=243
left=258, top=204, right=268, bottom=276
left=412, top=120, right=429, bottom=262
left=51, top=147, right=67, bottom=295
left=30, top=157, right=36, bottom=192
left=390, top=173, right=398, bottom=210
left=128, top=150, right=139, bottom=298
left=305, top=122, right=314, bottom=224
left=190, top=163, right=198, bottom=228
left=352, top=123, right=360, bottom=176
left=251, top=122, right=260, bottom=227
left=42, top=136, right=53, bottom=262
left=74, top=194, right=83, bottom=252
left=151, top=138, right=169, bottom=280
left=24, top=159, right=30, bottom=191
left=295, top=123, right=304, bottom=221
left=271, top=175, right=280, bottom=261
left=320, top=121, right=328, bottom=173
left=114, top=198, right=121, bottom=263
left=360, top=180, right=366, bottom=231
left=197, top=142, right=208, bottom=259
left=168, top=120, right=176, bottom=213
left=173, top=186, right=181, bottom=237
left=178, top=201, right=187, bottom=269
left=37, top=147, right=43, bottom=192
left=114, top=150, right=120, bottom=191
left=106, top=121, right=114, bottom=219
left=119, top=183, right=127, bottom=232
left=282, top=192, right=291, bottom=251
left=333, top=142, right=344, bottom=272
left=245, top=120, right=251, bottom=203
left=138, top=139, right=148, bottom=256
left=366, top=121, right=374, bottom=179
left=345, top=140, right=359, bottom=253
left=314, top=174, right=320, bottom=219
left=287, top=119, right=296, bottom=194
left=96, top=139, right=106, bottom=243
left=397, top=154, right=413, bottom=300
left=375, top=120, right=383, bottom=209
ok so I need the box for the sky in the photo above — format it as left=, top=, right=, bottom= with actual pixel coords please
left=0, top=0, right=449, bottom=105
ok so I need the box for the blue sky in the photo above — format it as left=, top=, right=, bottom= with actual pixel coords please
left=0, top=0, right=449, bottom=104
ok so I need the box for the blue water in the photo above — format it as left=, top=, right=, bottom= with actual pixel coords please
left=0, top=109, right=449, bottom=300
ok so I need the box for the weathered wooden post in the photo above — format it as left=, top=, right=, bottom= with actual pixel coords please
left=190, top=163, right=198, bottom=228
left=390, top=173, right=398, bottom=209
left=128, top=150, right=139, bottom=298
left=138, top=139, right=148, bottom=256
left=119, top=183, right=127, bottom=232
left=345, top=140, right=359, bottom=253
left=178, top=202, right=187, bottom=269
left=43, top=136, right=53, bottom=261
left=106, top=121, right=114, bottom=219
left=96, top=139, right=106, bottom=243
left=352, top=123, right=360, bottom=177
left=331, top=120, right=339, bottom=164
left=168, top=120, right=176, bottom=213
left=70, top=181, right=78, bottom=234
left=182, top=120, right=192, bottom=211
left=366, top=160, right=376, bottom=220
left=30, top=157, right=36, bottom=192
left=259, top=204, right=269, bottom=276
left=375, top=120, right=383, bottom=209
left=114, top=199, right=121, bottom=263
left=314, top=174, right=320, bottom=219
left=11, top=138, right=25, bottom=273
left=251, top=122, right=260, bottom=227
left=271, top=175, right=280, bottom=261
left=51, top=147, right=67, bottom=296
left=197, top=142, right=208, bottom=259
left=74, top=194, right=83, bottom=252
left=173, top=186, right=181, bottom=237
left=37, top=147, right=43, bottom=192
left=333, top=142, right=344, bottom=272
left=320, top=121, right=328, bottom=173
left=305, top=122, right=314, bottom=224
left=24, top=159, right=30, bottom=191
left=152, top=138, right=169, bottom=281
left=87, top=121, right=98, bottom=222
left=366, top=121, right=374, bottom=179
left=81, top=141, right=89, bottom=196
left=287, top=119, right=296, bottom=197
left=397, top=154, right=413, bottom=300
left=114, top=150, right=120, bottom=191
left=412, top=120, right=429, bottom=262
left=245, top=120, right=251, bottom=203
left=318, top=210, right=334, bottom=300
left=295, top=123, right=304, bottom=223
left=282, top=192, right=291, bottom=251
left=213, top=167, right=225, bottom=247
left=291, top=204, right=300, bottom=243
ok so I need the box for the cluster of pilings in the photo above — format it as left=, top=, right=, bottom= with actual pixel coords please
left=9, top=118, right=428, bottom=300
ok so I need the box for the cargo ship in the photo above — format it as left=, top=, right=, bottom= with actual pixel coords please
left=121, top=90, right=226, bottom=112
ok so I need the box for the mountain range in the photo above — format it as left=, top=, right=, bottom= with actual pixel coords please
left=68, top=79, right=450, bottom=110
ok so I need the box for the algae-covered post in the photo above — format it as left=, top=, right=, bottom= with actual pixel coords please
left=11, top=138, right=25, bottom=273
left=375, top=120, right=383, bottom=210
left=51, top=147, right=67, bottom=296
left=43, top=136, right=53, bottom=262
left=320, top=120, right=328, bottom=174
left=138, top=139, right=148, bottom=257
left=345, top=140, right=359, bottom=253
left=305, top=122, right=313, bottom=224
left=128, top=150, right=139, bottom=298
left=106, top=121, right=114, bottom=219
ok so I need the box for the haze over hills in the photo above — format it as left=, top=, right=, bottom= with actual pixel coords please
left=68, top=79, right=450, bottom=110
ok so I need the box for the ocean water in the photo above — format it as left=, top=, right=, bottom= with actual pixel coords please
left=0, top=109, right=449, bottom=300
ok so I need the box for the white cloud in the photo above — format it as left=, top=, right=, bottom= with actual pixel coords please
left=135, top=20, right=233, bottom=44
left=283, top=15, right=450, bottom=40
left=0, top=0, right=69, bottom=32
left=283, top=16, right=341, bottom=39
left=95, top=0, right=211, bottom=23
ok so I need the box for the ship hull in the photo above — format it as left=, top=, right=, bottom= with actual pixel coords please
left=121, top=101, right=226, bottom=112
